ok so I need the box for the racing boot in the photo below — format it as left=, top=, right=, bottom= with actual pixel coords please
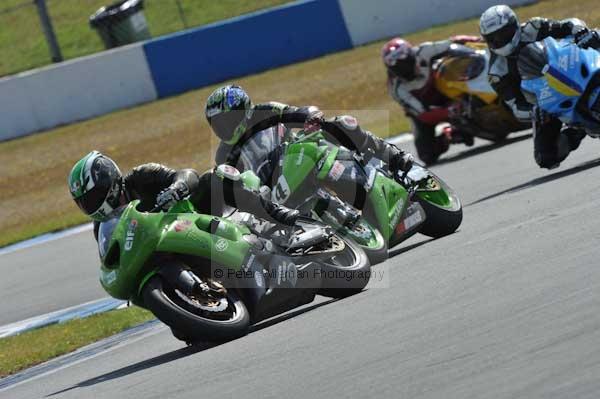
left=438, top=123, right=474, bottom=147
left=563, top=127, right=586, bottom=152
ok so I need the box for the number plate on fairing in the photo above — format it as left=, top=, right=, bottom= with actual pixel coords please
left=393, top=202, right=426, bottom=238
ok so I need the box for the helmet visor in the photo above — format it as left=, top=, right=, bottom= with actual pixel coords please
left=483, top=22, right=518, bottom=50
left=390, top=55, right=416, bottom=81
left=209, top=111, right=245, bottom=143
left=74, top=184, right=108, bottom=215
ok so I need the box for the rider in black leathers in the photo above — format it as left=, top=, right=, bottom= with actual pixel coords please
left=67, top=152, right=301, bottom=240
left=205, top=85, right=414, bottom=209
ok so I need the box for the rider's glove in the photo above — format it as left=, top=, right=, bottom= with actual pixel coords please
left=304, top=109, right=324, bottom=133
left=155, top=181, right=189, bottom=210
left=575, top=29, right=600, bottom=49
left=271, top=205, right=301, bottom=226
left=389, top=145, right=414, bottom=173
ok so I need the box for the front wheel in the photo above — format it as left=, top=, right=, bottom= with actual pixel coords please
left=334, top=218, right=388, bottom=265
left=318, top=235, right=371, bottom=298
left=142, top=275, right=250, bottom=342
left=417, top=198, right=463, bottom=238
left=414, top=167, right=463, bottom=238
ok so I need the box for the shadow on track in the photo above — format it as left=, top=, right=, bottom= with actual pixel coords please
left=467, top=158, right=600, bottom=206
left=435, top=133, right=532, bottom=166
left=388, top=238, right=436, bottom=258
left=46, top=298, right=338, bottom=397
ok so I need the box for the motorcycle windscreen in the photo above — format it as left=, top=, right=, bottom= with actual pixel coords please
left=97, top=205, right=127, bottom=260
left=438, top=54, right=486, bottom=82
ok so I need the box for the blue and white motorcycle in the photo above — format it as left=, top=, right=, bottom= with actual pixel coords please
left=519, top=36, right=600, bottom=136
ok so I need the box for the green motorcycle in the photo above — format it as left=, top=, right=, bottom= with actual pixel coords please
left=238, top=128, right=463, bottom=265
left=97, top=199, right=370, bottom=343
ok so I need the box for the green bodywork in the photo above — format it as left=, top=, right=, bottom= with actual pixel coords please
left=98, top=200, right=250, bottom=302
left=249, top=130, right=458, bottom=247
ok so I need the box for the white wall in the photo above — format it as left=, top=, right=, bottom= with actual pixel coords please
left=0, top=43, right=157, bottom=141
left=338, top=0, right=536, bottom=46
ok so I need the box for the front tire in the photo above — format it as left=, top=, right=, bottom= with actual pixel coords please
left=318, top=235, right=371, bottom=298
left=142, top=276, right=250, bottom=342
left=415, top=167, right=463, bottom=238
left=417, top=199, right=463, bottom=238
left=342, top=219, right=388, bottom=265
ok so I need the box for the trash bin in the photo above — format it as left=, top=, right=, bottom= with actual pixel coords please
left=90, top=0, right=151, bottom=49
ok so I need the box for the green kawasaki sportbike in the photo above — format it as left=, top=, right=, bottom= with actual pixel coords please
left=238, top=128, right=463, bottom=265
left=97, top=199, right=370, bottom=343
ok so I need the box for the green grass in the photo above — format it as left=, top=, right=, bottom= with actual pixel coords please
left=0, top=306, right=154, bottom=377
left=1, top=0, right=598, bottom=248
left=0, top=0, right=290, bottom=77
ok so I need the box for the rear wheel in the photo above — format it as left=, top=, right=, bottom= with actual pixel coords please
left=489, top=131, right=510, bottom=142
left=318, top=235, right=371, bottom=298
left=142, top=275, right=250, bottom=342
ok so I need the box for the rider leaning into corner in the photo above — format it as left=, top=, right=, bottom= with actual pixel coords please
left=205, top=85, right=415, bottom=211
left=67, top=151, right=303, bottom=238
left=480, top=5, right=600, bottom=169
left=381, top=34, right=482, bottom=165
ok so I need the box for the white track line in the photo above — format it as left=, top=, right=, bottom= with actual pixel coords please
left=0, top=297, right=127, bottom=338
left=387, top=133, right=414, bottom=146
left=0, top=223, right=93, bottom=257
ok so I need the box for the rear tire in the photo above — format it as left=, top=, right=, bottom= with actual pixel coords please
left=318, top=235, right=371, bottom=298
left=489, top=131, right=510, bottom=143
left=142, top=276, right=250, bottom=342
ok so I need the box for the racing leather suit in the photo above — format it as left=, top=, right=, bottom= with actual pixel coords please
left=387, top=36, right=481, bottom=164
left=488, top=17, right=588, bottom=168
left=216, top=102, right=406, bottom=169
left=215, top=102, right=410, bottom=218
left=93, top=163, right=299, bottom=239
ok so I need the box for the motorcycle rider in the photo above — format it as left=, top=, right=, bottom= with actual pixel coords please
left=480, top=5, right=599, bottom=169
left=205, top=84, right=415, bottom=197
left=207, top=85, right=414, bottom=170
left=382, top=35, right=483, bottom=164
left=67, top=151, right=302, bottom=240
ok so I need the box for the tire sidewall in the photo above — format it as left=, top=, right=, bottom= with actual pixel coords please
left=318, top=235, right=372, bottom=297
left=142, top=276, right=250, bottom=341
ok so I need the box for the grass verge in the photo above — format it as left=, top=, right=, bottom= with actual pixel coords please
left=0, top=0, right=290, bottom=77
left=0, top=0, right=598, bottom=247
left=0, top=306, right=154, bottom=378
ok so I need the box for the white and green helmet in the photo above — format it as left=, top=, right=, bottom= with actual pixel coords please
left=67, top=151, right=122, bottom=221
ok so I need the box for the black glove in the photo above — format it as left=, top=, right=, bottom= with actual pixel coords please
left=575, top=29, right=600, bottom=49
left=269, top=204, right=300, bottom=226
left=258, top=193, right=301, bottom=225
left=155, top=181, right=189, bottom=210
left=304, top=109, right=324, bottom=133
left=389, top=145, right=414, bottom=173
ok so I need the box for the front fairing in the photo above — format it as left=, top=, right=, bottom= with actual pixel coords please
left=99, top=202, right=163, bottom=300
left=434, top=45, right=497, bottom=103
left=98, top=200, right=251, bottom=301
left=271, top=132, right=330, bottom=205
left=521, top=37, right=600, bottom=127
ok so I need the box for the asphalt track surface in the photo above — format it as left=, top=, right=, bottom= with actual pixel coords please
left=4, top=130, right=600, bottom=398
left=0, top=230, right=104, bottom=326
